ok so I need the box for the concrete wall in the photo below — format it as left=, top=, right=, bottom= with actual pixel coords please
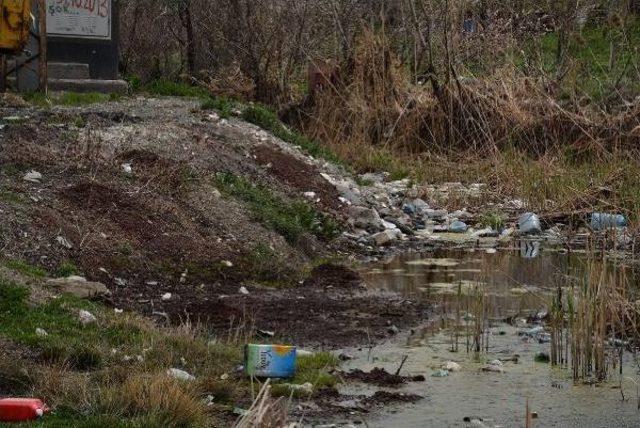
left=46, top=0, right=120, bottom=80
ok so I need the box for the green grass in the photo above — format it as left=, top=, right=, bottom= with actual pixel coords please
left=478, top=211, right=505, bottom=231
left=0, top=189, right=23, bottom=204
left=271, top=352, right=339, bottom=397
left=240, top=243, right=299, bottom=285
left=0, top=281, right=139, bottom=369
left=23, top=91, right=120, bottom=107
left=4, top=259, right=48, bottom=278
left=214, top=172, right=340, bottom=243
left=54, top=261, right=81, bottom=278
left=242, top=104, right=343, bottom=165
left=201, top=96, right=234, bottom=118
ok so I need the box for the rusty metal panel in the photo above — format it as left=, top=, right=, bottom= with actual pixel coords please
left=0, top=0, right=31, bottom=53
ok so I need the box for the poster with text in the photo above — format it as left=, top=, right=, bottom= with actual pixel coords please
left=46, top=0, right=111, bottom=40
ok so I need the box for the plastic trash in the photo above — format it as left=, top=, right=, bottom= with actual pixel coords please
left=518, top=212, right=541, bottom=235
left=590, top=213, right=627, bottom=231
left=245, top=344, right=296, bottom=378
left=449, top=220, right=468, bottom=233
left=0, top=398, right=49, bottom=422
left=431, top=369, right=449, bottom=377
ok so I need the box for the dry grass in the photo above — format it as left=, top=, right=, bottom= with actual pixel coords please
left=299, top=30, right=640, bottom=216
left=233, top=380, right=291, bottom=428
left=101, top=373, right=207, bottom=427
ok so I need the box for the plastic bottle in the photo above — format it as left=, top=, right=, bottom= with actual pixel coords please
left=518, top=212, right=541, bottom=235
left=590, top=213, right=627, bottom=231
left=0, top=398, right=48, bottom=422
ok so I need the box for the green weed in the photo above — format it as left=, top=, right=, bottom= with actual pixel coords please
left=4, top=259, right=48, bottom=278
left=271, top=352, right=339, bottom=397
left=54, top=261, right=81, bottom=278
left=242, top=104, right=343, bottom=165
left=201, top=96, right=234, bottom=118
left=214, top=172, right=339, bottom=243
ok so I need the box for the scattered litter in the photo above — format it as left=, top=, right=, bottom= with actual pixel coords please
left=518, top=212, right=541, bottom=235
left=338, top=352, right=354, bottom=361
left=233, top=407, right=249, bottom=417
left=114, top=277, right=127, bottom=286
left=303, top=191, right=317, bottom=199
left=35, top=328, right=48, bottom=337
left=167, top=368, right=195, bottom=381
left=121, top=163, right=133, bottom=174
left=220, top=373, right=229, bottom=380
left=256, top=329, right=275, bottom=338
left=22, top=170, right=42, bottom=183
left=114, top=308, right=123, bottom=314
left=78, top=310, right=97, bottom=325
left=485, top=248, right=497, bottom=254
left=387, top=325, right=399, bottom=335
left=431, top=369, right=449, bottom=377
left=239, top=286, right=249, bottom=295
left=161, top=292, right=172, bottom=301
left=482, top=360, right=505, bottom=373
left=203, top=395, right=215, bottom=406
left=245, top=344, right=296, bottom=378
left=280, top=382, right=313, bottom=395
left=0, top=398, right=49, bottom=422
left=296, top=349, right=314, bottom=357
left=590, top=212, right=627, bottom=231
left=221, top=260, right=233, bottom=267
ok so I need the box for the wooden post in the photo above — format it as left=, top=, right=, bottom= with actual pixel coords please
left=0, top=55, right=6, bottom=93
left=38, top=0, right=47, bottom=93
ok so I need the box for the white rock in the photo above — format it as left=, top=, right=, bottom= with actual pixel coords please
left=371, top=229, right=399, bottom=246
left=441, top=361, right=461, bottom=372
left=35, top=328, right=48, bottom=337
left=239, top=286, right=249, bottom=295
left=485, top=248, right=497, bottom=254
left=78, top=310, right=97, bottom=325
left=161, top=292, right=172, bottom=301
left=167, top=368, right=196, bottom=381
left=56, top=236, right=73, bottom=249
left=382, top=220, right=398, bottom=230
left=23, top=170, right=42, bottom=183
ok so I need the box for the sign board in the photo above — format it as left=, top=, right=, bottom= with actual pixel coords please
left=46, top=0, right=111, bottom=40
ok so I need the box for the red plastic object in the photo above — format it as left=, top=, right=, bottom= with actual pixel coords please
left=0, top=398, right=49, bottom=422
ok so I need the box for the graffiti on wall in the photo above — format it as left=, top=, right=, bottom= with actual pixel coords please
left=46, top=0, right=111, bottom=39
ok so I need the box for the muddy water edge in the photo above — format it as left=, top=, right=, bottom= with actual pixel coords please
left=335, top=243, right=640, bottom=427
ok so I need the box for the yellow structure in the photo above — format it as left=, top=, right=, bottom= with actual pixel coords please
left=0, top=0, right=31, bottom=53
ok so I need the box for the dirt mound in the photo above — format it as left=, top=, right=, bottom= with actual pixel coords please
left=344, top=367, right=425, bottom=387
left=253, top=145, right=342, bottom=211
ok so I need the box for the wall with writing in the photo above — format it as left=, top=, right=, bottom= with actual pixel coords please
left=46, top=0, right=112, bottom=40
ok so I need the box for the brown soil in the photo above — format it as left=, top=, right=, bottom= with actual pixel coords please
left=343, top=367, right=426, bottom=387
left=252, top=145, right=343, bottom=212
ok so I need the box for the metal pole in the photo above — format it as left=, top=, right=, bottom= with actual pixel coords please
left=38, top=0, right=47, bottom=93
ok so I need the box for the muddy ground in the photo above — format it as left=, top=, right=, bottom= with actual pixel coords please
left=0, top=96, right=430, bottom=349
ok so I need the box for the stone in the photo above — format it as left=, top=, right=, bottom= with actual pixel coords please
left=424, top=208, right=448, bottom=219
left=23, top=170, right=42, bottom=183
left=481, top=363, right=504, bottom=373
left=372, top=230, right=398, bottom=246
left=441, top=361, right=461, bottom=372
left=449, top=220, right=468, bottom=233
left=167, top=368, right=196, bottom=381
left=56, top=236, right=73, bottom=249
left=78, top=309, right=97, bottom=325
left=121, top=163, right=133, bottom=174
left=47, top=276, right=111, bottom=299
left=348, top=206, right=383, bottom=230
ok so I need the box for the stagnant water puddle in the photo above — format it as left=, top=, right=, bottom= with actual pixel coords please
left=340, top=242, right=640, bottom=427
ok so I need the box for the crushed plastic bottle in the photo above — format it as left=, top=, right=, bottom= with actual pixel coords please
left=518, top=212, right=541, bottom=235
left=590, top=213, right=627, bottom=231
